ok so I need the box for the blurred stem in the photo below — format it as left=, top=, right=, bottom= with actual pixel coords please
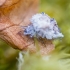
left=34, top=37, right=40, bottom=52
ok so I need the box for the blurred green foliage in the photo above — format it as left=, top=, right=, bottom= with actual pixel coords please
left=0, top=40, right=18, bottom=70
left=21, top=51, right=70, bottom=70
left=40, top=0, right=70, bottom=48
left=0, top=0, right=70, bottom=70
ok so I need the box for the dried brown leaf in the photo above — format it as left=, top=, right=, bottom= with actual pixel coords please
left=0, top=0, right=54, bottom=55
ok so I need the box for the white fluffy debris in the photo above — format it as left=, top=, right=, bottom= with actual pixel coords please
left=24, top=12, right=64, bottom=39
left=17, top=52, right=24, bottom=70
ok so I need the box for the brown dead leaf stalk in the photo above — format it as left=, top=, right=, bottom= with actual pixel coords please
left=0, top=0, right=54, bottom=55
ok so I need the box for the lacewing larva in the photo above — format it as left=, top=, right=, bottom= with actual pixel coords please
left=22, top=12, right=64, bottom=39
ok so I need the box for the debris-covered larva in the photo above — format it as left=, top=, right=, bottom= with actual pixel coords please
left=23, top=12, right=64, bottom=39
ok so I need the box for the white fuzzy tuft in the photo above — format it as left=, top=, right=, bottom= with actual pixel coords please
left=17, top=52, right=24, bottom=70
left=24, top=12, right=64, bottom=39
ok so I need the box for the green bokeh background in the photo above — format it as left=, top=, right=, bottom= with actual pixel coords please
left=0, top=0, right=70, bottom=70
left=40, top=0, right=70, bottom=46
